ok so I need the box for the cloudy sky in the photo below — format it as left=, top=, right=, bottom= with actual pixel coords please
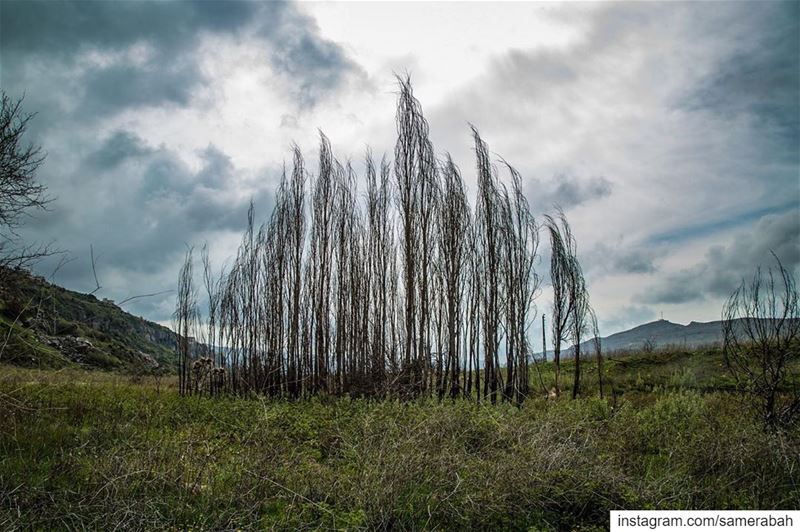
left=1, top=0, right=798, bottom=335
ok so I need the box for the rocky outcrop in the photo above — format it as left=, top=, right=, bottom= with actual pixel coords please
left=42, top=335, right=97, bottom=364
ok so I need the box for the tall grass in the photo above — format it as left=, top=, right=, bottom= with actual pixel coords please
left=1, top=365, right=797, bottom=530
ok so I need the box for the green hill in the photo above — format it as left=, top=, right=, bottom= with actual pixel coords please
left=0, top=267, right=176, bottom=371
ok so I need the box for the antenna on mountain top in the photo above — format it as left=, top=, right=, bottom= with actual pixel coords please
left=661, top=311, right=664, bottom=320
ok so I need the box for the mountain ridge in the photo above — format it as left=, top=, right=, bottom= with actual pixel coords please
left=540, top=318, right=730, bottom=359
left=599, top=318, right=724, bottom=351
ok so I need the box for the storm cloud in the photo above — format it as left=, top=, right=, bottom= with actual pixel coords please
left=24, top=129, right=277, bottom=322
left=637, top=210, right=800, bottom=305
left=681, top=2, right=799, bottom=152
left=1, top=0, right=363, bottom=119
left=527, top=174, right=613, bottom=212
left=0, top=1, right=797, bottom=333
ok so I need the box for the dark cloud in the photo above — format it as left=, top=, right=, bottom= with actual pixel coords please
left=613, top=250, right=656, bottom=275
left=1, top=1, right=262, bottom=117
left=195, top=146, right=236, bottom=189
left=257, top=5, right=367, bottom=107
left=86, top=130, right=154, bottom=170
left=681, top=2, right=799, bottom=157
left=80, top=62, right=200, bottom=116
left=637, top=209, right=800, bottom=305
left=640, top=278, right=704, bottom=306
left=1, top=1, right=364, bottom=118
left=527, top=173, right=612, bottom=211
left=25, top=130, right=277, bottom=320
left=646, top=200, right=800, bottom=246
left=0, top=0, right=259, bottom=57
left=585, top=242, right=659, bottom=277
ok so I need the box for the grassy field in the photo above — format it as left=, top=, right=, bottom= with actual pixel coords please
left=1, top=350, right=798, bottom=530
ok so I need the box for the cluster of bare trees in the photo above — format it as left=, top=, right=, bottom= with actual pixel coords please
left=544, top=211, right=597, bottom=398
left=174, top=78, right=600, bottom=403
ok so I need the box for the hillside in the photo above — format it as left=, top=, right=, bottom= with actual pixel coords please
left=0, top=267, right=176, bottom=371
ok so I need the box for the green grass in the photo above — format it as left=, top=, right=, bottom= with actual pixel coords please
left=1, top=363, right=798, bottom=530
left=531, top=345, right=799, bottom=399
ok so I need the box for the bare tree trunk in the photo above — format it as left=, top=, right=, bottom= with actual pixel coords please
left=174, top=248, right=197, bottom=397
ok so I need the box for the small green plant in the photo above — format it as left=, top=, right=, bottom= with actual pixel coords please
left=668, top=367, right=696, bottom=389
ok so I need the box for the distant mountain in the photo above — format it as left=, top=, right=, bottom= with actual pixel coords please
left=544, top=319, right=728, bottom=359
left=594, top=319, right=725, bottom=352
left=0, top=267, right=177, bottom=371
left=553, top=317, right=800, bottom=359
